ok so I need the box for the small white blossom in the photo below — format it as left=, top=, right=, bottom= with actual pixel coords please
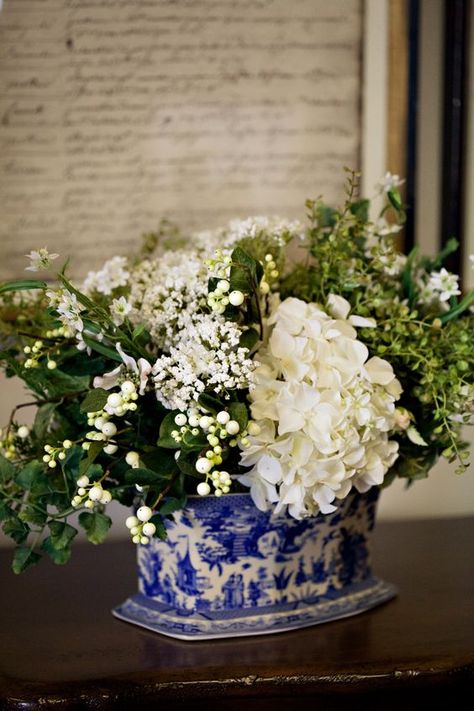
left=47, top=288, right=84, bottom=335
left=426, top=268, right=461, bottom=302
left=376, top=172, right=405, bottom=194
left=25, top=247, right=59, bottom=272
left=110, top=296, right=132, bottom=326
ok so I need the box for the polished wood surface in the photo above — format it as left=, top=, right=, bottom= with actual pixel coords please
left=1, top=517, right=473, bottom=710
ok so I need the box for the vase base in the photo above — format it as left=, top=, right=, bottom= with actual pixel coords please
left=113, top=577, right=397, bottom=641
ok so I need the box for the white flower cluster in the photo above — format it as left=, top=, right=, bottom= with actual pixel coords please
left=238, top=296, right=401, bottom=519
left=223, top=216, right=306, bottom=247
left=128, top=250, right=208, bottom=351
left=192, top=216, right=305, bottom=251
left=152, top=313, right=255, bottom=410
left=83, top=256, right=130, bottom=296
left=365, top=220, right=406, bottom=277
left=46, top=288, right=84, bottom=336
left=419, top=267, right=461, bottom=305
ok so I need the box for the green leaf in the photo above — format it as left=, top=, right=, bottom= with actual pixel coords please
left=80, top=388, right=109, bottom=413
left=12, top=545, right=42, bottom=574
left=57, top=274, right=98, bottom=312
left=0, top=279, right=47, bottom=295
left=48, top=520, right=78, bottom=550
left=0, top=453, right=15, bottom=483
left=229, top=246, right=264, bottom=294
left=316, top=204, right=337, bottom=228
left=387, top=188, right=403, bottom=211
left=140, top=448, right=179, bottom=475
left=159, top=495, right=187, bottom=517
left=175, top=450, right=200, bottom=477
left=350, top=199, right=370, bottom=222
left=0, top=501, right=11, bottom=522
left=18, top=505, right=48, bottom=527
left=45, top=369, right=89, bottom=395
left=406, top=426, right=428, bottom=447
left=16, top=460, right=44, bottom=489
left=78, top=511, right=112, bottom=544
left=124, top=467, right=172, bottom=485
left=33, top=403, right=56, bottom=440
left=157, top=410, right=181, bottom=448
left=149, top=514, right=167, bottom=540
left=59, top=353, right=106, bottom=376
left=401, top=246, right=419, bottom=304
left=421, top=237, right=459, bottom=271
left=198, top=392, right=224, bottom=414
left=41, top=537, right=72, bottom=565
left=440, top=291, right=474, bottom=324
left=239, top=327, right=259, bottom=352
left=3, top=516, right=29, bottom=544
left=82, top=335, right=123, bottom=362
left=132, top=324, right=151, bottom=347
left=229, top=402, right=249, bottom=432
left=78, top=442, right=104, bottom=475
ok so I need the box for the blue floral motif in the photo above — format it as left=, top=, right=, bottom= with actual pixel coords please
left=114, top=489, right=396, bottom=640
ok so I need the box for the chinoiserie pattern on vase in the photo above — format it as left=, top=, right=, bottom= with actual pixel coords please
left=114, top=490, right=396, bottom=640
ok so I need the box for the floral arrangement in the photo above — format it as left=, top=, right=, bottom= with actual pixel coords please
left=1, top=171, right=473, bottom=573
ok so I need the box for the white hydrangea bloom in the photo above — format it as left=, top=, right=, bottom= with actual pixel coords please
left=152, top=314, right=255, bottom=410
left=83, top=256, right=130, bottom=296
left=238, top=296, right=401, bottom=519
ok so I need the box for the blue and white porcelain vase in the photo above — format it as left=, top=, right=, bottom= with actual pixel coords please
left=113, top=488, right=396, bottom=640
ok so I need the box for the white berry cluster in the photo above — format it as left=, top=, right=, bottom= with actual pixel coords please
left=104, top=380, right=139, bottom=417
left=83, top=411, right=120, bottom=455
left=23, top=340, right=57, bottom=370
left=204, top=249, right=233, bottom=280
left=207, top=278, right=245, bottom=314
left=0, top=425, right=30, bottom=460
left=169, top=409, right=260, bottom=497
left=43, top=439, right=73, bottom=468
left=125, top=506, right=156, bottom=545
left=71, top=475, right=112, bottom=509
left=261, top=253, right=279, bottom=293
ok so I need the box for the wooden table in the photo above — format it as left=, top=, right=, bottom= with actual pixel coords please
left=1, top=518, right=473, bottom=710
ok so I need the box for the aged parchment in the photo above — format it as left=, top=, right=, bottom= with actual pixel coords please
left=0, top=0, right=362, bottom=277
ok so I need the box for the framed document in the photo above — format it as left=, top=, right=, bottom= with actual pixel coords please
left=0, top=0, right=383, bottom=278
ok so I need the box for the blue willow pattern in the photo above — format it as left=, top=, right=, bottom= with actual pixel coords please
left=114, top=489, right=396, bottom=640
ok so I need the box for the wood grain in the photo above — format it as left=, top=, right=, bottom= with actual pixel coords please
left=0, top=517, right=473, bottom=709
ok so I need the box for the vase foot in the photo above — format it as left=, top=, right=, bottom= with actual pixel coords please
left=112, top=577, right=397, bottom=641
